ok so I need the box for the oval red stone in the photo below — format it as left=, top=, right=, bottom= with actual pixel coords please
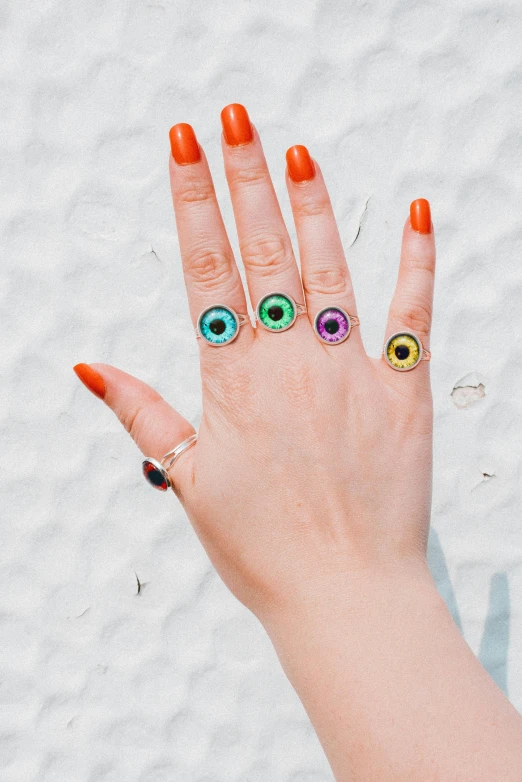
left=142, top=460, right=168, bottom=491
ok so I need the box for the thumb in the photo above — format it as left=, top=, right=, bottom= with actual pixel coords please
left=73, top=362, right=196, bottom=498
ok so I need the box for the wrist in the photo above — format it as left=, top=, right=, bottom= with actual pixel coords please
left=260, top=554, right=441, bottom=640
left=258, top=556, right=522, bottom=782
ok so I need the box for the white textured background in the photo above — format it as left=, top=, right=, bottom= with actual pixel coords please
left=1, top=0, right=522, bottom=779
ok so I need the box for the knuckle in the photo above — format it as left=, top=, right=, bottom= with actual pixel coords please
left=230, top=163, right=269, bottom=189
left=202, top=364, right=254, bottom=422
left=122, top=405, right=142, bottom=439
left=408, top=251, right=436, bottom=275
left=201, top=329, right=251, bottom=371
left=185, top=246, right=233, bottom=288
left=277, top=357, right=315, bottom=409
left=206, top=364, right=251, bottom=400
left=240, top=232, right=293, bottom=274
left=295, top=193, right=331, bottom=219
left=304, top=263, right=350, bottom=296
left=120, top=398, right=160, bottom=447
left=177, top=178, right=215, bottom=206
left=392, top=296, right=432, bottom=337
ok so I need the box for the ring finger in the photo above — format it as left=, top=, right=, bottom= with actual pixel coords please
left=220, top=104, right=306, bottom=335
left=285, top=144, right=365, bottom=355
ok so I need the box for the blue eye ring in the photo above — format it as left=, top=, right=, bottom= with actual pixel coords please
left=196, top=304, right=248, bottom=346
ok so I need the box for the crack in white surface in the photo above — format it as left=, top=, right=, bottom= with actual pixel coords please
left=451, top=372, right=486, bottom=408
left=349, top=195, right=371, bottom=247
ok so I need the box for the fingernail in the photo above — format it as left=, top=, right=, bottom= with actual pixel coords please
left=286, top=145, right=315, bottom=183
left=220, top=103, right=253, bottom=146
left=169, top=123, right=201, bottom=165
left=410, top=198, right=432, bottom=234
left=73, top=363, right=106, bottom=400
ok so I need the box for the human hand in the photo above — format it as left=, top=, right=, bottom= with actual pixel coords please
left=73, top=103, right=436, bottom=623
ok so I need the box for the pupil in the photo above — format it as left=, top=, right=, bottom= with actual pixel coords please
left=325, top=319, right=339, bottom=334
left=395, top=345, right=410, bottom=360
left=210, top=318, right=226, bottom=335
left=148, top=469, right=165, bottom=487
left=268, top=305, right=284, bottom=321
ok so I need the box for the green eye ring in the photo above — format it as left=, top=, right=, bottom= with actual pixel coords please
left=255, top=292, right=306, bottom=332
left=383, top=331, right=430, bottom=371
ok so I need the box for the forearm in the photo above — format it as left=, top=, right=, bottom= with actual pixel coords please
left=262, top=561, right=522, bottom=781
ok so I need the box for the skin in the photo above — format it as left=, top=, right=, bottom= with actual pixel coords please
left=81, top=113, right=522, bottom=780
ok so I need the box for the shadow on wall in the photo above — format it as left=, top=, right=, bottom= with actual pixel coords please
left=427, top=528, right=510, bottom=696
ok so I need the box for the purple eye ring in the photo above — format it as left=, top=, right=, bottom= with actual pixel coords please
left=313, top=306, right=359, bottom=345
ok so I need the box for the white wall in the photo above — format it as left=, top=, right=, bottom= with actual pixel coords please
left=1, top=0, right=521, bottom=779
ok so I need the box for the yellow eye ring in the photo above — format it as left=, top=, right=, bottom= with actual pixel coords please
left=383, top=331, right=427, bottom=371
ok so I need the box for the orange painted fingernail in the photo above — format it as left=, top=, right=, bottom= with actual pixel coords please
left=169, top=123, right=201, bottom=165
left=410, top=198, right=431, bottom=234
left=73, top=363, right=106, bottom=400
left=286, top=145, right=315, bottom=183
left=220, top=103, right=253, bottom=146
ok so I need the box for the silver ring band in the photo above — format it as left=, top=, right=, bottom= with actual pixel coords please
left=161, top=434, right=199, bottom=470
left=142, top=433, right=198, bottom=492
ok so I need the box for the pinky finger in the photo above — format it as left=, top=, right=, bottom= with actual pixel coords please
left=383, top=199, right=435, bottom=380
left=73, top=362, right=196, bottom=501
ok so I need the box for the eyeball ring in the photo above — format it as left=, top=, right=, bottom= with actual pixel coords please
left=195, top=304, right=249, bottom=346
left=383, top=331, right=431, bottom=371
left=313, top=306, right=360, bottom=345
left=255, top=292, right=307, bottom=332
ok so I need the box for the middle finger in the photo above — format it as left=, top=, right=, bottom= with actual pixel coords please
left=220, top=104, right=306, bottom=333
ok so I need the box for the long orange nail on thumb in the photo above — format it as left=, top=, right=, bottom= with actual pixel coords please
left=73, top=363, right=106, bottom=400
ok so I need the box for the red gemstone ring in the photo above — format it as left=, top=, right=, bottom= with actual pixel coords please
left=142, top=433, right=198, bottom=491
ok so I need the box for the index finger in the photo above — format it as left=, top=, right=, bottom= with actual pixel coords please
left=168, top=122, right=252, bottom=351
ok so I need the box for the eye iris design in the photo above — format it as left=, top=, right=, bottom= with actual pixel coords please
left=142, top=460, right=168, bottom=491
left=315, top=308, right=350, bottom=343
left=386, top=333, right=420, bottom=369
left=258, top=294, right=295, bottom=330
left=199, top=306, right=238, bottom=344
